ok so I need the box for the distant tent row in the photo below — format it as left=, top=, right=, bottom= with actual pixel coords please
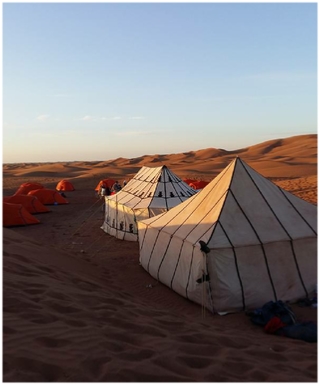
left=101, top=165, right=197, bottom=241
left=137, top=157, right=317, bottom=314
left=13, top=180, right=75, bottom=194
left=3, top=180, right=73, bottom=227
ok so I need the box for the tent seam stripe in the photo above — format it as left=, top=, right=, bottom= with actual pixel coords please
left=219, top=221, right=246, bottom=311
left=277, top=186, right=317, bottom=235
left=239, top=158, right=310, bottom=299
left=185, top=246, right=196, bottom=299
left=229, top=188, right=278, bottom=301
left=289, top=240, right=309, bottom=297
left=170, top=240, right=193, bottom=289
left=157, top=237, right=173, bottom=281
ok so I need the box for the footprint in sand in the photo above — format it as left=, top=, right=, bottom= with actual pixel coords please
left=41, top=300, right=82, bottom=314
left=5, top=252, right=30, bottom=264
left=36, top=265, right=56, bottom=274
left=31, top=314, right=59, bottom=324
left=35, top=336, right=71, bottom=348
left=80, top=356, right=112, bottom=376
left=4, top=298, right=42, bottom=313
left=177, top=354, right=212, bottom=369
left=3, top=326, right=17, bottom=334
left=117, top=348, right=155, bottom=361
left=46, top=291, right=70, bottom=301
left=70, top=278, right=101, bottom=292
left=63, top=319, right=87, bottom=328
left=12, top=356, right=65, bottom=382
left=24, top=289, right=45, bottom=295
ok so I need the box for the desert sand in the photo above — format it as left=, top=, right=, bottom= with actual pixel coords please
left=3, top=134, right=317, bottom=382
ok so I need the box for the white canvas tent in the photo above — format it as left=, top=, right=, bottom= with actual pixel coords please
left=138, top=157, right=317, bottom=314
left=101, top=165, right=197, bottom=241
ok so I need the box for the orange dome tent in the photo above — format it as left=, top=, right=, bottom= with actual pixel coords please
left=189, top=180, right=209, bottom=190
left=95, top=179, right=116, bottom=191
left=3, top=194, right=50, bottom=214
left=3, top=202, right=40, bottom=227
left=14, top=182, right=44, bottom=196
left=56, top=180, right=75, bottom=191
left=28, top=189, right=69, bottom=205
left=183, top=179, right=209, bottom=190
left=183, top=179, right=196, bottom=185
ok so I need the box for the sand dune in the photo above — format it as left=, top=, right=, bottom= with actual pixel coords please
left=3, top=134, right=317, bottom=382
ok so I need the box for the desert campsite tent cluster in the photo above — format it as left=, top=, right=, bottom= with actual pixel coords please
left=3, top=180, right=74, bottom=227
left=4, top=158, right=317, bottom=316
left=101, top=157, right=317, bottom=314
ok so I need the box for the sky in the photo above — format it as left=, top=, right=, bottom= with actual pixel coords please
left=2, top=1, right=318, bottom=163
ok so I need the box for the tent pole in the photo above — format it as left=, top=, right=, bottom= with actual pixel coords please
left=116, top=193, right=118, bottom=239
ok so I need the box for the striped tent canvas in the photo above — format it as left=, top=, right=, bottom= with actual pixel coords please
left=101, top=165, right=197, bottom=241
left=138, top=157, right=317, bottom=314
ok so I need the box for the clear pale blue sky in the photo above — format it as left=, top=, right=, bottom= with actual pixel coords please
left=3, top=2, right=317, bottom=163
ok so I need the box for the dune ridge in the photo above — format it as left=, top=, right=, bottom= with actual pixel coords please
left=3, top=134, right=317, bottom=204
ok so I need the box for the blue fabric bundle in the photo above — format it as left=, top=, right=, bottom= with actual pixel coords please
left=248, top=300, right=317, bottom=343
left=249, top=300, right=296, bottom=327
left=281, top=322, right=317, bottom=343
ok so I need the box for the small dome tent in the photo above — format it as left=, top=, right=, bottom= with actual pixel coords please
left=3, top=194, right=50, bottom=214
left=95, top=179, right=116, bottom=191
left=56, top=180, right=75, bottom=191
left=3, top=202, right=40, bottom=227
left=138, top=157, right=317, bottom=314
left=101, top=165, right=197, bottom=241
left=28, top=189, right=69, bottom=205
left=14, top=182, right=44, bottom=196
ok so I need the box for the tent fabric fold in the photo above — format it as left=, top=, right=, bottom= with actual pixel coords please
left=101, top=165, right=197, bottom=241
left=28, top=189, right=69, bottom=205
left=3, top=194, right=50, bottom=214
left=3, top=202, right=41, bottom=227
left=14, top=182, right=44, bottom=196
left=137, top=157, right=317, bottom=314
